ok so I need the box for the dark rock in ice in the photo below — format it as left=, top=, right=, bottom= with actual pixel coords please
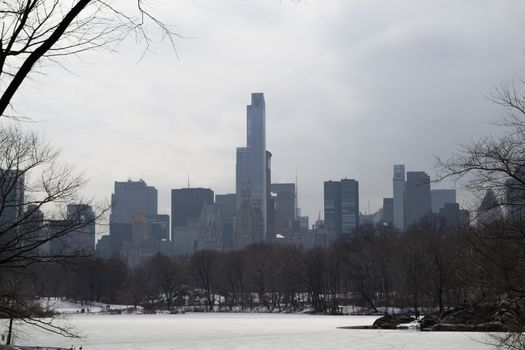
left=373, top=315, right=416, bottom=329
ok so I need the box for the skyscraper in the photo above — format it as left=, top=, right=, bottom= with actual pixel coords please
left=66, top=204, right=96, bottom=253
left=236, top=93, right=268, bottom=242
left=120, top=211, right=160, bottom=268
left=324, top=181, right=341, bottom=234
left=109, top=179, right=159, bottom=257
left=49, top=204, right=95, bottom=255
left=0, top=169, right=24, bottom=233
left=340, top=179, right=360, bottom=234
left=382, top=198, right=394, bottom=226
left=405, top=171, right=432, bottom=227
left=171, top=188, right=214, bottom=228
left=324, top=179, right=359, bottom=235
left=393, top=164, right=406, bottom=231
left=110, top=179, right=158, bottom=224
left=216, top=193, right=237, bottom=251
left=271, top=183, right=297, bottom=236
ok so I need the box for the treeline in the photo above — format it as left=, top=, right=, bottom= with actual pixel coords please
left=21, top=216, right=524, bottom=316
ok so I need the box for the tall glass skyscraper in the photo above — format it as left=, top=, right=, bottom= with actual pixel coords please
left=236, top=93, right=268, bottom=242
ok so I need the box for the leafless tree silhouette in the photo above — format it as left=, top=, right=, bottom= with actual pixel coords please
left=0, top=0, right=175, bottom=118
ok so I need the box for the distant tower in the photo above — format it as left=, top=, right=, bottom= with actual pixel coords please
left=0, top=169, right=24, bottom=233
left=271, top=183, right=297, bottom=236
left=324, top=179, right=359, bottom=235
left=108, top=179, right=159, bottom=257
left=382, top=198, right=394, bottom=226
left=236, top=93, right=268, bottom=243
left=171, top=188, right=214, bottom=228
left=324, top=180, right=341, bottom=234
left=393, top=164, right=406, bottom=231
left=405, top=171, right=432, bottom=227
left=340, top=179, right=359, bottom=234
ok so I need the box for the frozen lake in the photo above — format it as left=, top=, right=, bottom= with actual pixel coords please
left=10, top=313, right=494, bottom=349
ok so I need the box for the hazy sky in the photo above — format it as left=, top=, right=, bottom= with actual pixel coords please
left=9, top=0, right=525, bottom=231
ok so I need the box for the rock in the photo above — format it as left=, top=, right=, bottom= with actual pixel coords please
left=373, top=315, right=416, bottom=329
left=420, top=315, right=440, bottom=331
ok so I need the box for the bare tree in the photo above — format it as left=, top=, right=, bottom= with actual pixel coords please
left=146, top=254, right=186, bottom=310
left=0, top=0, right=175, bottom=118
left=438, top=80, right=525, bottom=348
left=0, top=126, right=107, bottom=344
left=189, top=250, right=217, bottom=311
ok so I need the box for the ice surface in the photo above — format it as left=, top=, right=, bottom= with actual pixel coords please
left=6, top=314, right=494, bottom=349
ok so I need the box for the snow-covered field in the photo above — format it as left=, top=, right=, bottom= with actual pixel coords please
left=7, top=313, right=494, bottom=349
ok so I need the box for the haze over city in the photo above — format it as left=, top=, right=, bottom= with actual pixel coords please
left=7, top=0, right=525, bottom=224
left=4, top=1, right=525, bottom=349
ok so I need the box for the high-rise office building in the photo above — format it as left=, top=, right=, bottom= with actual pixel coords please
left=382, top=198, right=394, bottom=226
left=197, top=204, right=224, bottom=252
left=405, top=171, right=432, bottom=228
left=216, top=193, right=237, bottom=251
left=216, top=194, right=237, bottom=218
left=236, top=93, right=268, bottom=243
left=0, top=169, right=24, bottom=233
left=393, top=164, right=406, bottom=231
left=151, top=214, right=170, bottom=241
left=271, top=183, right=297, bottom=236
left=431, top=189, right=457, bottom=213
left=340, top=179, right=359, bottom=234
left=324, top=181, right=341, bottom=234
left=266, top=151, right=275, bottom=240
left=110, top=180, right=158, bottom=224
left=66, top=204, right=96, bottom=252
left=324, top=179, right=359, bottom=235
left=171, top=188, right=214, bottom=229
left=121, top=211, right=160, bottom=268
left=49, top=204, right=95, bottom=255
left=109, top=179, right=159, bottom=257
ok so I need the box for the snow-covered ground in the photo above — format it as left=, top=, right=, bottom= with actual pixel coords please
left=6, top=314, right=494, bottom=349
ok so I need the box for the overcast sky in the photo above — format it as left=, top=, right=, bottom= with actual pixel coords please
left=9, top=0, right=525, bottom=231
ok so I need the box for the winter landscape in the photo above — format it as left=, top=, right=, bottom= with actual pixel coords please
left=7, top=313, right=492, bottom=350
left=2, top=1, right=525, bottom=349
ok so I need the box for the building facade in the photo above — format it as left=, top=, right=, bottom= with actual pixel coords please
left=324, top=181, right=341, bottom=234
left=324, top=179, right=359, bottom=235
left=271, top=183, right=297, bottom=236
left=110, top=180, right=158, bottom=224
left=382, top=197, right=394, bottom=226
left=405, top=171, right=432, bottom=228
left=120, top=211, right=160, bottom=268
left=216, top=193, right=237, bottom=251
left=393, top=164, right=406, bottom=231
left=109, top=179, right=168, bottom=261
left=171, top=187, right=214, bottom=229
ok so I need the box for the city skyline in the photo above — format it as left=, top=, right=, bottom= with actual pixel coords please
left=7, top=0, right=525, bottom=226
